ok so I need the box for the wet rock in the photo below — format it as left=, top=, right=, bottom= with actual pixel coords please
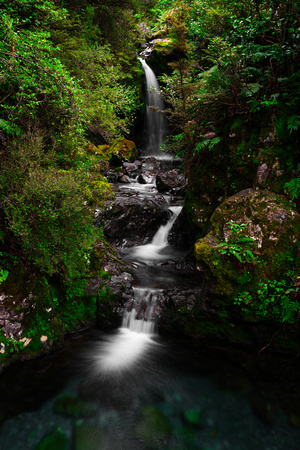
left=87, top=272, right=134, bottom=302
left=141, top=157, right=161, bottom=173
left=119, top=174, right=131, bottom=183
left=156, top=169, right=186, bottom=194
left=168, top=208, right=196, bottom=249
left=123, top=161, right=141, bottom=178
left=97, top=194, right=170, bottom=248
left=0, top=296, right=23, bottom=340
left=138, top=170, right=156, bottom=184
left=254, top=163, right=270, bottom=186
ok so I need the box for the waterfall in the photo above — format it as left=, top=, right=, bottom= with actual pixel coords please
left=122, top=288, right=161, bottom=334
left=92, top=64, right=182, bottom=374
left=93, top=208, right=181, bottom=373
left=123, top=206, right=182, bottom=261
left=139, top=57, right=169, bottom=157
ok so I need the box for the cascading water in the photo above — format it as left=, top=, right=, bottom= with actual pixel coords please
left=139, top=57, right=169, bottom=158
left=122, top=288, right=161, bottom=333
left=123, top=206, right=182, bottom=261
left=1, top=56, right=299, bottom=450
left=90, top=207, right=182, bottom=374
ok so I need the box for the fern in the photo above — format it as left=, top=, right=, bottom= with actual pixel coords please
left=284, top=176, right=300, bottom=200
left=281, top=297, right=299, bottom=323
left=208, top=136, right=221, bottom=149
left=193, top=136, right=221, bottom=155
left=287, top=115, right=300, bottom=134
left=193, top=139, right=209, bottom=155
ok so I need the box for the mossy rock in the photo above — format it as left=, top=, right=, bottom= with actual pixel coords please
left=34, top=429, right=68, bottom=450
left=195, top=188, right=300, bottom=298
left=183, top=191, right=215, bottom=239
left=109, top=137, right=137, bottom=165
left=137, top=405, right=172, bottom=448
left=73, top=423, right=107, bottom=450
left=54, top=395, right=97, bottom=418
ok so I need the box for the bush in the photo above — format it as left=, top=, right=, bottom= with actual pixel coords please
left=5, top=167, right=98, bottom=283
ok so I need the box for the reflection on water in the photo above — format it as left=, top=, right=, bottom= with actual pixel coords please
left=0, top=334, right=300, bottom=449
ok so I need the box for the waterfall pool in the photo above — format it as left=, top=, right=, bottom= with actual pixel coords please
left=0, top=333, right=300, bottom=449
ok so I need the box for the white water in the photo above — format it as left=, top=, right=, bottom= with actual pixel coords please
left=92, top=64, right=180, bottom=375
left=122, top=287, right=161, bottom=333
left=93, top=208, right=181, bottom=373
left=91, top=328, right=155, bottom=374
left=126, top=206, right=182, bottom=261
left=139, top=57, right=170, bottom=158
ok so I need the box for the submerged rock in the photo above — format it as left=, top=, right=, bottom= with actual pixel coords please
left=137, top=405, right=172, bottom=448
left=34, top=429, right=68, bottom=450
left=73, top=423, right=108, bottom=450
left=54, top=395, right=97, bottom=417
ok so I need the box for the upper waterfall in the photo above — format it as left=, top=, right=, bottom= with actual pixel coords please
left=139, top=57, right=169, bottom=158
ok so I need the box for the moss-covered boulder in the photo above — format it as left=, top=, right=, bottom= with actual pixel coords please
left=108, top=137, right=137, bottom=166
left=195, top=188, right=300, bottom=299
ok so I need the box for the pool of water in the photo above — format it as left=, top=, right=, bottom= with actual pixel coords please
left=0, top=332, right=299, bottom=450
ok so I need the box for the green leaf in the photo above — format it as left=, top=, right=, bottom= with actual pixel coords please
left=287, top=115, right=300, bottom=134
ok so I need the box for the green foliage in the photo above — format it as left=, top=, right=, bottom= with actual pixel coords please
left=287, top=115, right=300, bottom=134
left=5, top=167, right=98, bottom=283
left=234, top=272, right=300, bottom=323
left=217, top=222, right=258, bottom=264
left=193, top=136, right=221, bottom=155
left=5, top=338, right=24, bottom=354
left=284, top=173, right=300, bottom=200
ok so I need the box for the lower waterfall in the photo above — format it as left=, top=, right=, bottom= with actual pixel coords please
left=89, top=205, right=181, bottom=375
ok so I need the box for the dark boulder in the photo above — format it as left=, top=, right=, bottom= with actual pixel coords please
left=97, top=194, right=170, bottom=248
left=156, top=169, right=186, bottom=194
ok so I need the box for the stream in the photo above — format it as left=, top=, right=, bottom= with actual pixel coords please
left=0, top=57, right=300, bottom=450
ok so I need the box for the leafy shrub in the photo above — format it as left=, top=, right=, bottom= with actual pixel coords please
left=5, top=167, right=98, bottom=283
left=234, top=272, right=300, bottom=324
left=217, top=222, right=258, bottom=264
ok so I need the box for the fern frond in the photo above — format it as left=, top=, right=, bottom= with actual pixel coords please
left=208, top=136, right=221, bottom=149
left=284, top=176, right=300, bottom=200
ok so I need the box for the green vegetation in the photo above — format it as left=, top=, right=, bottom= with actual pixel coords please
left=235, top=272, right=300, bottom=324
left=0, top=0, right=300, bottom=356
left=149, top=0, right=300, bottom=197
left=0, top=0, right=145, bottom=362
left=216, top=222, right=258, bottom=264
